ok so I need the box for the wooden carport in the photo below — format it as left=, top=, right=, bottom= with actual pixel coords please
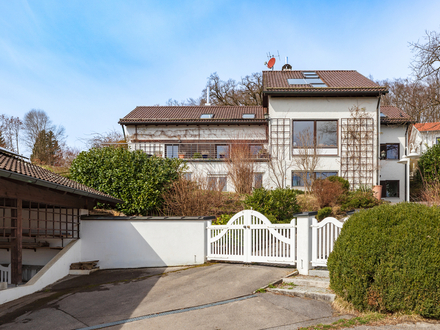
left=0, top=148, right=121, bottom=285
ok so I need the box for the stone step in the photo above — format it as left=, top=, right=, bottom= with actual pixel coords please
left=268, top=285, right=336, bottom=302
left=309, top=270, right=330, bottom=278
left=283, top=275, right=330, bottom=288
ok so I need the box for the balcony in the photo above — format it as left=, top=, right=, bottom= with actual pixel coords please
left=132, top=143, right=270, bottom=161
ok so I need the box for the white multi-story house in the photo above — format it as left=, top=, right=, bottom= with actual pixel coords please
left=119, top=69, right=411, bottom=202
left=413, top=122, right=440, bottom=153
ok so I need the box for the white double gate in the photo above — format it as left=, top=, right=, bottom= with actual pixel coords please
left=207, top=210, right=344, bottom=272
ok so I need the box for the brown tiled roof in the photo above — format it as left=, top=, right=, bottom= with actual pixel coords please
left=0, top=150, right=122, bottom=204
left=119, top=106, right=266, bottom=124
left=380, top=106, right=412, bottom=124
left=263, top=70, right=388, bottom=94
left=414, top=122, right=440, bottom=132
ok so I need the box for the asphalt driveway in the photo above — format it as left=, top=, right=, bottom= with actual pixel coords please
left=0, top=263, right=348, bottom=330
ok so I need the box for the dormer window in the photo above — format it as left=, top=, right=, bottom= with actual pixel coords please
left=200, top=114, right=214, bottom=119
left=242, top=114, right=255, bottom=119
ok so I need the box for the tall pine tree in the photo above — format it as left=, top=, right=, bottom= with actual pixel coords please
left=31, top=130, right=61, bottom=165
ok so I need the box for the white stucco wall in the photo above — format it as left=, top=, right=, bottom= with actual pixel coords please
left=419, top=131, right=440, bottom=153
left=125, top=124, right=266, bottom=142
left=80, top=219, right=210, bottom=269
left=379, top=124, right=408, bottom=202
left=268, top=96, right=380, bottom=188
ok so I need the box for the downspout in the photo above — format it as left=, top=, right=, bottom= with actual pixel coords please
left=376, top=95, right=381, bottom=185
left=404, top=123, right=409, bottom=201
left=120, top=124, right=126, bottom=143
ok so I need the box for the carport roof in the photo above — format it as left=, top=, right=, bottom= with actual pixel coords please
left=0, top=148, right=122, bottom=205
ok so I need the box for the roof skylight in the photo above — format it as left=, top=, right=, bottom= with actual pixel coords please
left=288, top=71, right=327, bottom=88
left=242, top=114, right=255, bottom=119
left=200, top=114, right=214, bottom=119
left=380, top=112, right=387, bottom=118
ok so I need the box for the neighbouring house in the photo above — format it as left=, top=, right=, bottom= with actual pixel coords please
left=0, top=147, right=122, bottom=285
left=379, top=106, right=413, bottom=201
left=412, top=122, right=440, bottom=153
left=119, top=69, right=410, bottom=202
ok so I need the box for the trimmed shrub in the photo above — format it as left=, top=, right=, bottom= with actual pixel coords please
left=70, top=147, right=183, bottom=215
left=416, top=143, right=440, bottom=183
left=328, top=203, right=440, bottom=318
left=327, top=176, right=350, bottom=191
left=317, top=207, right=332, bottom=221
left=244, top=188, right=300, bottom=223
left=339, top=190, right=380, bottom=212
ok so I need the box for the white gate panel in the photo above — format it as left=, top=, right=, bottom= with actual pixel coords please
left=311, top=217, right=343, bottom=267
left=207, top=210, right=296, bottom=265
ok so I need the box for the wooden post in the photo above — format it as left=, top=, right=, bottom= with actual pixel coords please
left=11, top=198, right=22, bottom=285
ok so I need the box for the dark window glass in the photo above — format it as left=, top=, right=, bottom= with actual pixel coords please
left=216, top=145, right=229, bottom=159
left=380, top=181, right=399, bottom=198
left=293, top=121, right=314, bottom=147
left=317, top=121, right=337, bottom=147
left=208, top=177, right=217, bottom=190
left=380, top=144, right=399, bottom=160
left=218, top=177, right=227, bottom=191
left=166, top=145, right=178, bottom=158
left=316, top=172, right=338, bottom=179
left=254, top=174, right=263, bottom=188
left=250, top=145, right=263, bottom=155
left=293, top=171, right=338, bottom=186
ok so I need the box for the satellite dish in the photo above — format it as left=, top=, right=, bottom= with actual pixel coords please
left=267, top=57, right=276, bottom=69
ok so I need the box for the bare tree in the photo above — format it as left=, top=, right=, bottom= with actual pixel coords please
left=23, top=109, right=64, bottom=151
left=165, top=98, right=202, bottom=106
left=0, top=131, right=5, bottom=148
left=204, top=72, right=263, bottom=106
left=410, top=30, right=440, bottom=81
left=85, top=129, right=125, bottom=149
left=340, top=106, right=375, bottom=189
left=0, top=114, right=22, bottom=153
left=291, top=129, right=321, bottom=193
left=224, top=142, right=258, bottom=194
left=379, top=78, right=440, bottom=123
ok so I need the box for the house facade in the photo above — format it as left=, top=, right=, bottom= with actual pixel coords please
left=413, top=122, right=440, bottom=153
left=120, top=69, right=409, bottom=202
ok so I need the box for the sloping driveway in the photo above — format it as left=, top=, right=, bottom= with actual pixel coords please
left=0, top=263, right=347, bottom=330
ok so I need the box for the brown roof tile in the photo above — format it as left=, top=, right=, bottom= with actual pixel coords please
left=263, top=70, right=387, bottom=93
left=0, top=150, right=121, bottom=204
left=414, top=122, right=440, bottom=132
left=380, top=106, right=412, bottom=124
left=119, top=106, right=266, bottom=124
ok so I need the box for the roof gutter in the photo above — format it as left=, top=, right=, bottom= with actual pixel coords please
left=118, top=120, right=268, bottom=125
left=0, top=169, right=123, bottom=205
left=263, top=90, right=388, bottom=97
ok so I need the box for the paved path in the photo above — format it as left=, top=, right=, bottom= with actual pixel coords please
left=0, top=263, right=352, bottom=330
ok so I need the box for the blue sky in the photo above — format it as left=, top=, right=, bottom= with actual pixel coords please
left=1, top=0, right=440, bottom=155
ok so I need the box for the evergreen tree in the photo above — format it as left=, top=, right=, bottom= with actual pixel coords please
left=31, top=130, right=61, bottom=165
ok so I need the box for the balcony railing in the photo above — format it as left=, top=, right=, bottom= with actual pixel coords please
left=132, top=143, right=270, bottom=160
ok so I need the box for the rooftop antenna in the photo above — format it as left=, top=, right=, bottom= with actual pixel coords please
left=264, top=51, right=281, bottom=70
left=205, top=86, right=211, bottom=106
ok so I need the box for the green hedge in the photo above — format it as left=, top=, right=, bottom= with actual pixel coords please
left=244, top=188, right=300, bottom=223
left=70, top=147, right=183, bottom=215
left=327, top=203, right=440, bottom=318
left=416, top=143, right=440, bottom=183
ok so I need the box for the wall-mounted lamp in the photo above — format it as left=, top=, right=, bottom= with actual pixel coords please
left=380, top=150, right=386, bottom=160
left=264, top=113, right=270, bottom=121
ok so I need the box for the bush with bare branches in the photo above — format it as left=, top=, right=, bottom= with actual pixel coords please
left=162, top=176, right=243, bottom=216
left=224, top=142, right=257, bottom=194
left=312, top=179, right=345, bottom=208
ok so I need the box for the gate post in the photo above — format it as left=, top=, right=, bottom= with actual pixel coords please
left=244, top=210, right=251, bottom=263
left=295, top=211, right=317, bottom=275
